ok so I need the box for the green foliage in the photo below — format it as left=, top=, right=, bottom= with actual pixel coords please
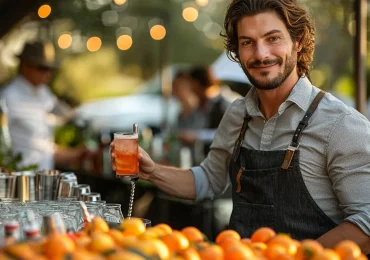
left=54, top=123, right=84, bottom=148
left=0, top=150, right=38, bottom=172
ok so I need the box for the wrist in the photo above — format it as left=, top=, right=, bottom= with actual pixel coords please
left=147, top=163, right=160, bottom=182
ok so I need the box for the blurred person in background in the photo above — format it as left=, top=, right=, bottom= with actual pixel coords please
left=0, top=40, right=86, bottom=170
left=172, top=70, right=201, bottom=131
left=177, top=66, right=232, bottom=157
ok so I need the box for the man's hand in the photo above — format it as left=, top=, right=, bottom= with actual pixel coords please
left=110, top=142, right=156, bottom=180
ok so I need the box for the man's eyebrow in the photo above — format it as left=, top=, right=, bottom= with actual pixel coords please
left=263, top=29, right=282, bottom=37
left=238, top=29, right=282, bottom=40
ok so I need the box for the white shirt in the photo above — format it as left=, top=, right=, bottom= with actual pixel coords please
left=1, top=76, right=57, bottom=170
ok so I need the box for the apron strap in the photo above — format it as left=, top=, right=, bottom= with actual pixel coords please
left=281, top=90, right=326, bottom=169
left=232, top=114, right=251, bottom=162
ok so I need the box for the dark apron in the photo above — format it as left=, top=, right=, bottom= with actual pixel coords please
left=228, top=91, right=338, bottom=240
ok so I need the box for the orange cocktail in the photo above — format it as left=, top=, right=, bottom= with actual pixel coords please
left=114, top=132, right=139, bottom=177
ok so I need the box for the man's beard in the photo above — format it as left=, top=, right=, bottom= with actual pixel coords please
left=240, top=46, right=297, bottom=90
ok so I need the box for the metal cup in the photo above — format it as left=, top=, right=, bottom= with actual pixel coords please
left=57, top=179, right=77, bottom=198
left=72, top=184, right=91, bottom=200
left=80, top=192, right=101, bottom=202
left=13, top=171, right=36, bottom=202
left=0, top=175, right=16, bottom=199
left=59, top=172, right=77, bottom=181
left=56, top=172, right=77, bottom=198
left=35, top=170, right=61, bottom=201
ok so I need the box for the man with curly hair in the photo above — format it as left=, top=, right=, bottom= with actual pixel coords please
left=111, top=0, right=370, bottom=252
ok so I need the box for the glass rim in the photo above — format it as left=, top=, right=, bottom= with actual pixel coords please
left=114, top=132, right=138, bottom=139
left=105, top=203, right=122, bottom=207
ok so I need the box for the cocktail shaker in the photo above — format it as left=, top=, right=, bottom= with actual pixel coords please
left=14, top=171, right=36, bottom=202
left=0, top=174, right=16, bottom=198
left=35, top=170, right=60, bottom=200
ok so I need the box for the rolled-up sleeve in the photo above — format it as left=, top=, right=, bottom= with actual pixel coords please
left=191, top=98, right=246, bottom=200
left=191, top=166, right=215, bottom=200
left=327, top=108, right=370, bottom=235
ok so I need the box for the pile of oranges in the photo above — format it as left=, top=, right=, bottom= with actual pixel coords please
left=0, top=217, right=367, bottom=260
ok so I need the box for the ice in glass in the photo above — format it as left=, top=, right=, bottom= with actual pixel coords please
left=114, top=132, right=139, bottom=177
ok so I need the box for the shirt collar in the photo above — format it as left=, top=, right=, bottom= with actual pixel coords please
left=15, top=75, right=46, bottom=96
left=244, top=76, right=313, bottom=116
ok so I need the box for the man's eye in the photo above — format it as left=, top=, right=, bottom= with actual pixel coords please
left=268, top=36, right=280, bottom=42
left=241, top=41, right=252, bottom=46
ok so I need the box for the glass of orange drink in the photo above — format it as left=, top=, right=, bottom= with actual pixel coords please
left=114, top=131, right=139, bottom=178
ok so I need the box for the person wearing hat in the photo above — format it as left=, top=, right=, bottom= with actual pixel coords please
left=0, top=40, right=85, bottom=170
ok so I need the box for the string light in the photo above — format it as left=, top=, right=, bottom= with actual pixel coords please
left=87, top=37, right=102, bottom=52
left=58, top=34, right=72, bottom=49
left=196, top=0, right=209, bottom=7
left=117, top=35, right=133, bottom=50
left=38, top=4, right=51, bottom=18
left=150, top=25, right=166, bottom=40
left=114, top=0, right=127, bottom=5
left=183, top=7, right=198, bottom=22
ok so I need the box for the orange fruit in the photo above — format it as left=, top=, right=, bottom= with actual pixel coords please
left=139, top=227, right=162, bottom=240
left=267, top=234, right=297, bottom=256
left=154, top=223, right=173, bottom=236
left=215, top=229, right=241, bottom=245
left=134, top=239, right=170, bottom=260
left=264, top=244, right=287, bottom=260
left=115, top=235, right=138, bottom=248
left=275, top=252, right=295, bottom=260
left=357, top=254, right=369, bottom=260
left=219, top=237, right=242, bottom=251
left=178, top=247, right=201, bottom=260
left=181, top=226, right=204, bottom=243
left=250, top=242, right=267, bottom=252
left=251, top=227, right=276, bottom=243
left=0, top=253, right=12, bottom=260
left=198, top=244, right=224, bottom=260
left=311, top=249, right=340, bottom=260
left=106, top=250, right=147, bottom=260
left=224, top=243, right=254, bottom=260
left=89, top=232, right=116, bottom=253
left=334, top=240, right=362, bottom=260
left=44, top=234, right=76, bottom=259
left=120, top=218, right=146, bottom=236
left=91, top=216, right=110, bottom=233
left=161, top=230, right=190, bottom=252
left=295, top=239, right=323, bottom=260
left=108, top=229, right=126, bottom=246
left=69, top=249, right=105, bottom=260
left=75, top=235, right=92, bottom=248
left=241, top=238, right=252, bottom=246
left=4, top=243, right=38, bottom=260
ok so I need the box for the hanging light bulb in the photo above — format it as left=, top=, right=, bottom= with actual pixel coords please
left=117, top=35, right=133, bottom=50
left=38, top=4, right=51, bottom=18
left=58, top=34, right=72, bottom=49
left=150, top=25, right=166, bottom=40
left=87, top=37, right=102, bottom=52
left=182, top=7, right=198, bottom=22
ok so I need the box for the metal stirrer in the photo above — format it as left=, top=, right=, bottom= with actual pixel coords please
left=127, top=123, right=139, bottom=219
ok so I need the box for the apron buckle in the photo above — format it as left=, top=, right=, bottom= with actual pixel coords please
left=281, top=143, right=299, bottom=169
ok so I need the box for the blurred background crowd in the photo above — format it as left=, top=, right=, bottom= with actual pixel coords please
left=0, top=0, right=369, bottom=240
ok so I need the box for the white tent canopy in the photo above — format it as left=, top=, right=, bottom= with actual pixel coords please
left=211, top=51, right=251, bottom=84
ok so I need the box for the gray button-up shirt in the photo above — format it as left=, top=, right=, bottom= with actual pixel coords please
left=191, top=76, right=370, bottom=235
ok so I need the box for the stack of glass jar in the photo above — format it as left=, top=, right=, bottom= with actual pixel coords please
left=0, top=170, right=124, bottom=239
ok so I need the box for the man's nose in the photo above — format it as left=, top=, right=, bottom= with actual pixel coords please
left=254, top=42, right=270, bottom=60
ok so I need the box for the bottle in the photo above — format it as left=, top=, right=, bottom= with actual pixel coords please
left=23, top=210, right=41, bottom=241
left=3, top=220, right=20, bottom=245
